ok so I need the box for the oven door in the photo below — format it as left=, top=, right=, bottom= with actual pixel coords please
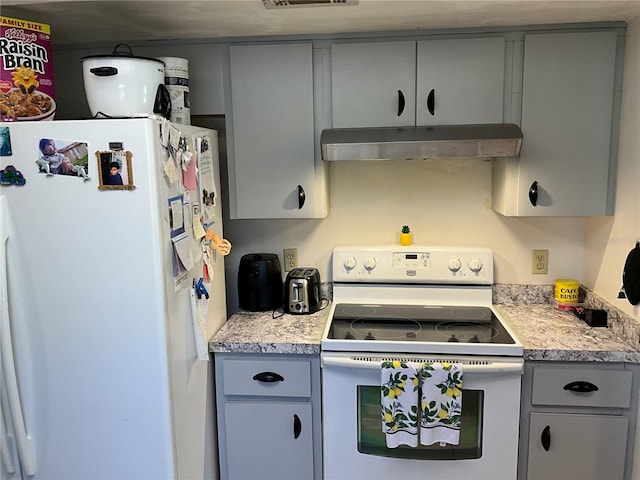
left=321, top=352, right=523, bottom=480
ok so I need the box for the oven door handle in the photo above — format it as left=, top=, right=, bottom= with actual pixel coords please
left=321, top=356, right=523, bottom=374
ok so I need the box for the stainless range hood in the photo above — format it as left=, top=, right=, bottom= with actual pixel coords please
left=321, top=123, right=523, bottom=161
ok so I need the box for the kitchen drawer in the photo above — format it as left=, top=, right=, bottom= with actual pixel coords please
left=532, top=367, right=632, bottom=408
left=221, top=358, right=311, bottom=397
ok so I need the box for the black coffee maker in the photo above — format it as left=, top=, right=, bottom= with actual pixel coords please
left=237, top=253, right=283, bottom=311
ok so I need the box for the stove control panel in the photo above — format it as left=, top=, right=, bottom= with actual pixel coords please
left=392, top=252, right=431, bottom=269
left=334, top=245, right=493, bottom=284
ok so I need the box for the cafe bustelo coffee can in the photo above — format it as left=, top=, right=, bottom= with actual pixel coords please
left=555, top=279, right=580, bottom=303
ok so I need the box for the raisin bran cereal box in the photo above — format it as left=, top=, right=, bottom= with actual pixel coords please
left=1, top=16, right=56, bottom=121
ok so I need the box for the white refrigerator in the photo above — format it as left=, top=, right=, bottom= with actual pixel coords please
left=0, top=118, right=227, bottom=479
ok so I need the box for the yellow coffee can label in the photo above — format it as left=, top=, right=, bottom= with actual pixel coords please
left=555, top=279, right=580, bottom=303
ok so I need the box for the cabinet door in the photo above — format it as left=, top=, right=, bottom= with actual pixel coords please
left=229, top=43, right=324, bottom=218
left=416, top=37, right=505, bottom=125
left=514, top=31, right=617, bottom=216
left=225, top=402, right=314, bottom=480
left=331, top=41, right=416, bottom=128
left=527, top=413, right=627, bottom=480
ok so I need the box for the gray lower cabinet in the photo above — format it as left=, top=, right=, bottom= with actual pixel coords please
left=519, top=362, right=639, bottom=480
left=224, top=402, right=314, bottom=479
left=527, top=412, right=628, bottom=480
left=214, top=353, right=322, bottom=479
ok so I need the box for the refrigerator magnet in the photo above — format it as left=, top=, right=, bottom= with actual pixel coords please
left=0, top=165, right=26, bottom=186
left=96, top=150, right=135, bottom=190
left=35, top=139, right=90, bottom=181
left=0, top=126, right=12, bottom=156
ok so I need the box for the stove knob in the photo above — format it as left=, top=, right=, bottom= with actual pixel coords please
left=364, top=257, right=377, bottom=271
left=448, top=258, right=462, bottom=272
left=344, top=257, right=357, bottom=271
left=468, top=258, right=484, bottom=273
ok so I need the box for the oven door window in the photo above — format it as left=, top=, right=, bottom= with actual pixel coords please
left=357, top=386, right=483, bottom=460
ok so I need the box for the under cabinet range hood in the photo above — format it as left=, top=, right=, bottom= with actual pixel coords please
left=321, top=123, right=523, bottom=161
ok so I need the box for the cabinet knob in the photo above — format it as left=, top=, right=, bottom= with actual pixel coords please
left=293, top=414, right=302, bottom=439
left=297, top=185, right=306, bottom=209
left=541, top=425, right=551, bottom=451
left=397, top=90, right=405, bottom=117
left=563, top=380, right=599, bottom=393
left=427, top=89, right=435, bottom=116
left=529, top=181, right=539, bottom=207
left=252, top=371, right=284, bottom=383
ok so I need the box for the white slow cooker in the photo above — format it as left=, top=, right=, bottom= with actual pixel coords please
left=81, top=44, right=170, bottom=118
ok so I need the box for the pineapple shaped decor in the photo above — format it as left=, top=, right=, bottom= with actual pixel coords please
left=400, top=225, right=412, bottom=246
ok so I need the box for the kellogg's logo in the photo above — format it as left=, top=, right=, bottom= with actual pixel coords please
left=3, top=27, right=37, bottom=43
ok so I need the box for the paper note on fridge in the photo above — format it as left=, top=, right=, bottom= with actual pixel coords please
left=190, top=288, right=210, bottom=361
left=171, top=232, right=194, bottom=272
left=168, top=196, right=185, bottom=237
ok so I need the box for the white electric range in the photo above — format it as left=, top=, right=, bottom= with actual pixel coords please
left=321, top=245, right=523, bottom=480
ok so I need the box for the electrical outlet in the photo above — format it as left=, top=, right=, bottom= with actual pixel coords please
left=532, top=249, right=549, bottom=274
left=283, top=248, right=298, bottom=272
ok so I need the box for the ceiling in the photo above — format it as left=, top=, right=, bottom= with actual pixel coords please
left=2, top=0, right=640, bottom=46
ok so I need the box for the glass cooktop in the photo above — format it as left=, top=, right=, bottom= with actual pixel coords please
left=326, top=304, right=516, bottom=345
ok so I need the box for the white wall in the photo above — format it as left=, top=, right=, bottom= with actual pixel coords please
left=223, top=158, right=585, bottom=312
left=585, top=15, right=640, bottom=323
left=600, top=14, right=640, bottom=480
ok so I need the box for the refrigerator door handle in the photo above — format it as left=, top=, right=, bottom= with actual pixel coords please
left=0, top=196, right=36, bottom=476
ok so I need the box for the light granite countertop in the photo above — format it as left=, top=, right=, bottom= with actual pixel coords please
left=496, top=304, right=640, bottom=363
left=209, top=307, right=330, bottom=354
left=210, top=285, right=640, bottom=363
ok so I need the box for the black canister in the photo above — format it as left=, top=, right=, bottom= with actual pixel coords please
left=238, top=253, right=283, bottom=311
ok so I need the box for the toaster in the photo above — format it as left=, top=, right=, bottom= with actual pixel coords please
left=285, top=267, right=322, bottom=314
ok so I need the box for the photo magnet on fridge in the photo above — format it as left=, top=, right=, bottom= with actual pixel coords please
left=96, top=150, right=135, bottom=191
left=36, top=138, right=89, bottom=181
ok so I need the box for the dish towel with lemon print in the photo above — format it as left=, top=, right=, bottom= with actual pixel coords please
left=381, top=360, right=420, bottom=447
left=419, top=361, right=463, bottom=446
left=381, top=361, right=463, bottom=448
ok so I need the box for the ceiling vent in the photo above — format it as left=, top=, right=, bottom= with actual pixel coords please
left=263, top=0, right=358, bottom=9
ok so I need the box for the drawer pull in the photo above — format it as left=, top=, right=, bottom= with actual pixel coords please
left=252, top=371, right=284, bottom=383
left=297, top=185, right=306, bottom=210
left=563, top=381, right=599, bottom=393
left=541, top=425, right=551, bottom=451
left=293, top=414, right=302, bottom=439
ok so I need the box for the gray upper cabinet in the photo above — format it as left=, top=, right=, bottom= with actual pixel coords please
left=331, top=41, right=417, bottom=128
left=330, top=37, right=505, bottom=129
left=227, top=43, right=327, bottom=219
left=492, top=30, right=619, bottom=216
left=416, top=37, right=505, bottom=125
